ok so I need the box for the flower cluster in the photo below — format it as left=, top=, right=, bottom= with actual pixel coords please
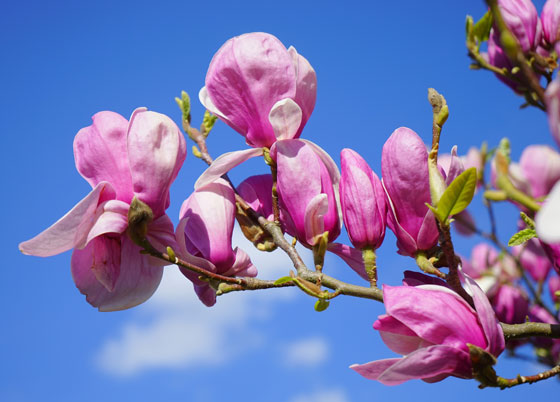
left=20, top=25, right=560, bottom=389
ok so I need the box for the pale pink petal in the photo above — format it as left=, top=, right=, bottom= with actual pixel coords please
left=73, top=111, right=133, bottom=202
left=127, top=108, right=187, bottom=217
left=175, top=217, right=217, bottom=273
left=268, top=98, right=302, bottom=141
left=19, top=182, right=115, bottom=257
left=71, top=235, right=163, bottom=311
left=350, top=358, right=402, bottom=384
left=327, top=242, right=368, bottom=281
left=444, top=146, right=465, bottom=186
left=195, top=148, right=264, bottom=190
left=288, top=46, right=317, bottom=136
left=304, top=193, right=328, bottom=245
left=198, top=86, right=229, bottom=122
left=536, top=180, right=560, bottom=243
left=146, top=214, right=181, bottom=267
left=83, top=200, right=129, bottom=247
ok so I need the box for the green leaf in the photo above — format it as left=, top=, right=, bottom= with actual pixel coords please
left=473, top=11, right=493, bottom=43
left=435, top=168, right=477, bottom=224
left=508, top=228, right=537, bottom=246
left=314, top=299, right=330, bottom=312
left=274, top=276, right=294, bottom=285
left=519, top=212, right=535, bottom=230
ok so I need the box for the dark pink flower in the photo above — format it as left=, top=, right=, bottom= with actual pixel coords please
left=200, top=32, right=316, bottom=148
left=339, top=148, right=387, bottom=250
left=351, top=274, right=505, bottom=385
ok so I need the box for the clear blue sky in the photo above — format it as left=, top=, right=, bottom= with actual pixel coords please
left=1, top=1, right=557, bottom=401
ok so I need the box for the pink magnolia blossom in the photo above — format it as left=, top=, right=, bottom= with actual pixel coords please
left=272, top=139, right=341, bottom=247
left=339, top=148, right=387, bottom=250
left=535, top=180, right=560, bottom=274
left=513, top=238, right=552, bottom=282
left=351, top=273, right=505, bottom=385
left=176, top=179, right=257, bottom=307
left=542, top=0, right=560, bottom=46
left=19, top=108, right=186, bottom=311
left=497, top=0, right=542, bottom=52
left=490, top=284, right=529, bottom=324
left=381, top=127, right=438, bottom=256
left=518, top=145, right=560, bottom=198
left=199, top=32, right=317, bottom=148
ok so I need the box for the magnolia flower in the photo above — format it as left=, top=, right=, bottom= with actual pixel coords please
left=545, top=76, right=560, bottom=148
left=536, top=180, right=560, bottom=245
left=351, top=273, right=505, bottom=385
left=19, top=108, right=186, bottom=311
left=497, top=0, right=542, bottom=52
left=339, top=148, right=387, bottom=250
left=199, top=32, right=317, bottom=148
left=176, top=179, right=257, bottom=307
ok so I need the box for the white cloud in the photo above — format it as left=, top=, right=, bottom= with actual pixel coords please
left=289, top=388, right=350, bottom=402
left=96, top=228, right=310, bottom=377
left=282, top=336, right=329, bottom=367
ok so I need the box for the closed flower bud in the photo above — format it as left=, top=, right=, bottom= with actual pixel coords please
left=340, top=149, right=387, bottom=250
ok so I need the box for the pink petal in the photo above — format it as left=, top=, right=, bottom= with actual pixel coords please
left=19, top=182, right=115, bottom=257
left=351, top=345, right=471, bottom=385
left=175, top=217, right=217, bottom=273
left=444, top=146, right=465, bottom=186
left=180, top=179, right=236, bottom=270
left=288, top=46, right=317, bottom=136
left=220, top=247, right=257, bottom=277
left=461, top=272, right=505, bottom=357
left=195, top=148, right=264, bottom=190
left=416, top=209, right=439, bottom=251
left=327, top=243, right=368, bottom=281
left=146, top=213, right=181, bottom=267
left=198, top=86, right=229, bottom=122
left=374, top=314, right=434, bottom=355
left=127, top=108, right=187, bottom=217
left=73, top=111, right=133, bottom=202
left=71, top=234, right=163, bottom=311
left=268, top=98, right=302, bottom=141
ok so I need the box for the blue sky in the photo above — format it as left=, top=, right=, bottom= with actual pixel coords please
left=1, top=0, right=558, bottom=401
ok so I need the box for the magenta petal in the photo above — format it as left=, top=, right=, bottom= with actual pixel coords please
left=175, top=217, right=217, bottom=273
left=462, top=272, right=505, bottom=357
left=444, top=146, right=465, bottom=186
left=195, top=148, right=264, bottom=190
left=127, top=108, right=187, bottom=217
left=73, top=111, right=133, bottom=202
left=416, top=210, right=439, bottom=251
left=71, top=235, right=163, bottom=311
left=19, top=182, right=115, bottom=257
left=327, top=243, right=368, bottom=281
left=352, top=345, right=471, bottom=385
left=383, top=285, right=487, bottom=351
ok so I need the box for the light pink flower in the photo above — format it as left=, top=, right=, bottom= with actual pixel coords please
left=19, top=108, right=186, bottom=311
left=237, top=174, right=274, bottom=221
left=519, top=145, right=560, bottom=199
left=381, top=127, right=438, bottom=256
left=176, top=179, right=257, bottom=306
left=199, top=32, right=316, bottom=148
left=339, top=148, right=387, bottom=250
left=351, top=274, right=505, bottom=385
